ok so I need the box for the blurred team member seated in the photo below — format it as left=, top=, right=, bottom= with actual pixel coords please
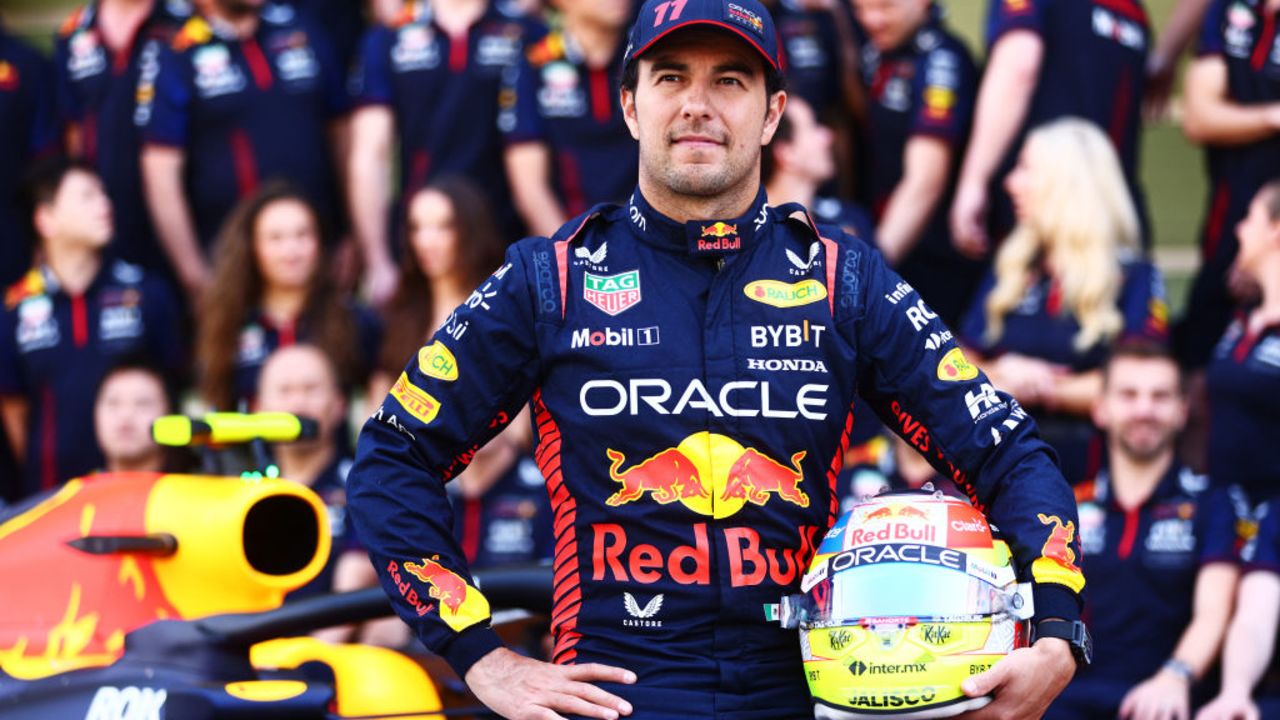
left=137, top=0, right=348, bottom=303
left=1049, top=340, right=1243, bottom=720
left=851, top=0, right=982, bottom=326
left=0, top=158, right=182, bottom=501
left=373, top=178, right=541, bottom=568
left=1198, top=499, right=1280, bottom=720
left=1205, top=180, right=1280, bottom=511
left=1177, top=0, right=1280, bottom=372
left=951, top=0, right=1152, bottom=254
left=346, top=0, right=541, bottom=303
left=256, top=343, right=407, bottom=647
left=94, top=358, right=184, bottom=474
left=53, top=0, right=191, bottom=279
left=761, top=96, right=876, bottom=244
left=500, top=0, right=635, bottom=237
left=959, top=118, right=1169, bottom=485
left=196, top=182, right=380, bottom=412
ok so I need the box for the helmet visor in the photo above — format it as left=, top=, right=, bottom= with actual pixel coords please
left=828, top=562, right=1010, bottom=621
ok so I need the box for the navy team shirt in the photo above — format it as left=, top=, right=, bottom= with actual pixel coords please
left=0, top=27, right=55, bottom=289
left=287, top=456, right=363, bottom=600
left=137, top=3, right=347, bottom=249
left=499, top=28, right=636, bottom=216
left=349, top=1, right=540, bottom=239
left=1207, top=316, right=1280, bottom=505
left=0, top=262, right=183, bottom=500
left=772, top=0, right=843, bottom=120
left=1070, top=465, right=1242, bottom=686
left=985, top=0, right=1151, bottom=240
left=1237, top=499, right=1280, bottom=701
left=231, top=304, right=382, bottom=409
left=858, top=6, right=982, bottom=326
left=1177, top=0, right=1280, bottom=368
left=960, top=260, right=1169, bottom=483
left=54, top=1, right=190, bottom=274
left=452, top=455, right=554, bottom=570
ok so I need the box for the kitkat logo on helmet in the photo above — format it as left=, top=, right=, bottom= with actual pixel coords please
left=604, top=432, right=808, bottom=517
left=404, top=557, right=491, bottom=632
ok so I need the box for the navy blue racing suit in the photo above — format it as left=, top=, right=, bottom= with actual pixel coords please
left=347, top=187, right=1084, bottom=719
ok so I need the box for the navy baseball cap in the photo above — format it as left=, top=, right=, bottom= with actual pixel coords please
left=623, top=0, right=783, bottom=72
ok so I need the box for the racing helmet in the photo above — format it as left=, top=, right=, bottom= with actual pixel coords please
left=778, top=489, right=1034, bottom=719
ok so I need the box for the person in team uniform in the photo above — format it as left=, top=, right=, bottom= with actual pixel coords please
left=347, top=0, right=541, bottom=303
left=137, top=0, right=348, bottom=303
left=951, top=0, right=1152, bottom=256
left=500, top=0, right=635, bottom=237
left=0, top=24, right=55, bottom=290
left=850, top=0, right=981, bottom=327
left=762, top=96, right=875, bottom=245
left=195, top=183, right=380, bottom=413
left=1050, top=341, right=1243, bottom=719
left=1176, top=0, right=1280, bottom=371
left=1205, top=180, right=1280, bottom=510
left=960, top=119, right=1169, bottom=486
left=0, top=159, right=182, bottom=501
left=53, top=0, right=191, bottom=278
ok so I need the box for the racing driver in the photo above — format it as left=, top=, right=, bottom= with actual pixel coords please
left=347, top=0, right=1086, bottom=718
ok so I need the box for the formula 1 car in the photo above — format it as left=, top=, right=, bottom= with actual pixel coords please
left=0, top=412, right=549, bottom=719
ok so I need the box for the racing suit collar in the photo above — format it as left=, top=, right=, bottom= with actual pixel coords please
left=625, top=186, right=772, bottom=258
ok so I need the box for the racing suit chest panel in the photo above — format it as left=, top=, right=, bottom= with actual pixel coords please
left=530, top=207, right=858, bottom=706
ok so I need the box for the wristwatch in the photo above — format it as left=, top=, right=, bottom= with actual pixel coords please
left=1031, top=619, right=1093, bottom=667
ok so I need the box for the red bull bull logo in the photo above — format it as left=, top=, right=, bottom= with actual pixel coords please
left=404, top=557, right=491, bottom=632
left=864, top=507, right=893, bottom=521
left=721, top=449, right=808, bottom=507
left=897, top=505, right=929, bottom=520
left=1032, top=514, right=1085, bottom=593
left=701, top=222, right=737, bottom=238
left=603, top=433, right=808, bottom=518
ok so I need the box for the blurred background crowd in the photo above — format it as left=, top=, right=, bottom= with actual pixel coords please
left=3, top=0, right=1280, bottom=716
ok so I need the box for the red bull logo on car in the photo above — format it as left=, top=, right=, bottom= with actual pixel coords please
left=1032, top=514, right=1085, bottom=593
left=604, top=432, right=808, bottom=518
left=404, top=557, right=491, bottom=632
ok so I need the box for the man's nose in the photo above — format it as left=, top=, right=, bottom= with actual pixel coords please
left=680, top=81, right=714, bottom=119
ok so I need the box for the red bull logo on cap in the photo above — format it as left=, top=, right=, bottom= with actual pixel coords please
left=604, top=432, right=808, bottom=518
left=404, top=557, right=491, bottom=632
left=1032, top=514, right=1085, bottom=593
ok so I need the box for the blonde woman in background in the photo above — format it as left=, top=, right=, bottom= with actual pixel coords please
left=959, top=118, right=1170, bottom=484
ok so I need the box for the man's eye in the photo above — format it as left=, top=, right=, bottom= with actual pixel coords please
left=718, top=77, right=744, bottom=87
left=659, top=73, right=681, bottom=83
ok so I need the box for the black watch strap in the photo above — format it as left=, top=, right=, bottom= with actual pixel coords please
left=1032, top=619, right=1093, bottom=667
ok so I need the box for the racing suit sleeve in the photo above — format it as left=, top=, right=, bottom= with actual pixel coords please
left=346, top=245, right=542, bottom=677
left=842, top=244, right=1084, bottom=623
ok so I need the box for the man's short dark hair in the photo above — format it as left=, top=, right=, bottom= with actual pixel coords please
left=95, top=356, right=179, bottom=413
left=21, top=155, right=100, bottom=244
left=1102, top=338, right=1184, bottom=392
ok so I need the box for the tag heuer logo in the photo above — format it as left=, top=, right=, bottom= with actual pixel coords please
left=584, top=270, right=641, bottom=316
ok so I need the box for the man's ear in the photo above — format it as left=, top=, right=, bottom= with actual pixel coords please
left=620, top=87, right=640, bottom=141
left=760, top=90, right=787, bottom=146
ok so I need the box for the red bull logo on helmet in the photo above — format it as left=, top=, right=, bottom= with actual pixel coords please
left=404, top=557, right=491, bottom=632
left=1032, top=514, right=1085, bottom=593
left=604, top=432, right=808, bottom=518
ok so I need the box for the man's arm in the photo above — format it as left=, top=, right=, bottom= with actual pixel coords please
left=845, top=243, right=1080, bottom=717
left=1183, top=56, right=1280, bottom=145
left=0, top=396, right=27, bottom=464
left=1119, top=562, right=1238, bottom=720
left=1146, top=0, right=1214, bottom=118
left=346, top=244, right=633, bottom=719
left=504, top=143, right=566, bottom=238
left=950, top=30, right=1043, bottom=256
left=347, top=105, right=398, bottom=304
left=1196, top=571, right=1280, bottom=720
left=876, top=137, right=951, bottom=265
left=140, top=145, right=208, bottom=300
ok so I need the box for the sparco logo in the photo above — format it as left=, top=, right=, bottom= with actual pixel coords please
left=532, top=251, right=557, bottom=314
left=572, top=326, right=660, bottom=348
left=580, top=378, right=828, bottom=420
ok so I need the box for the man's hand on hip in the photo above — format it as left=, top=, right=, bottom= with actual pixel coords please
left=954, top=637, right=1076, bottom=719
left=465, top=647, right=636, bottom=720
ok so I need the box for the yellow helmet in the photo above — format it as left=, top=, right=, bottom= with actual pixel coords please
left=779, top=490, right=1034, bottom=719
